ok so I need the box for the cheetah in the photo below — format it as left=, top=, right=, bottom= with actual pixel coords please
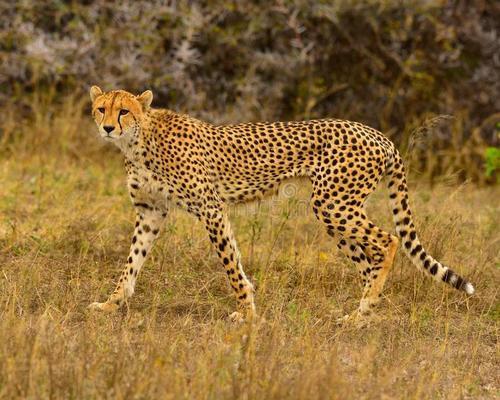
left=88, top=86, right=474, bottom=323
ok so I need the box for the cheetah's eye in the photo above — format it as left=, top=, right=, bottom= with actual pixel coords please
left=119, top=109, right=129, bottom=116
left=97, top=107, right=105, bottom=113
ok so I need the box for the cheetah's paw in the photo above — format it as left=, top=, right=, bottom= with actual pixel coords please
left=336, top=309, right=371, bottom=328
left=229, top=311, right=245, bottom=324
left=88, top=301, right=120, bottom=313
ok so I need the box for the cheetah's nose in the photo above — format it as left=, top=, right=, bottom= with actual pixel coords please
left=103, top=126, right=115, bottom=134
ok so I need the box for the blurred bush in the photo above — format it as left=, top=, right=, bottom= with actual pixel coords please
left=0, top=0, right=498, bottom=182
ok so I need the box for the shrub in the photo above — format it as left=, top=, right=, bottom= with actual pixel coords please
left=1, top=0, right=498, bottom=181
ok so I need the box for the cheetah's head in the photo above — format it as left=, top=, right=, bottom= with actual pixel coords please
left=89, top=86, right=153, bottom=141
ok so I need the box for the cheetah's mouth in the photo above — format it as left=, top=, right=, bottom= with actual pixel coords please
left=102, top=131, right=122, bottom=140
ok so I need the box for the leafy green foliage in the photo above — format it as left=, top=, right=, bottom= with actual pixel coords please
left=485, top=147, right=500, bottom=178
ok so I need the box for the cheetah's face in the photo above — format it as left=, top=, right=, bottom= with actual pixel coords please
left=89, top=86, right=153, bottom=140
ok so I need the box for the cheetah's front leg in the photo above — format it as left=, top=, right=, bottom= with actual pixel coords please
left=89, top=206, right=166, bottom=312
left=202, top=207, right=256, bottom=322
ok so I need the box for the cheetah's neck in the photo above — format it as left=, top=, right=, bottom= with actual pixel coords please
left=112, top=129, right=142, bottom=161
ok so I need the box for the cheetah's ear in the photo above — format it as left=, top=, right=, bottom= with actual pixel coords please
left=90, top=85, right=103, bottom=102
left=137, top=90, right=153, bottom=110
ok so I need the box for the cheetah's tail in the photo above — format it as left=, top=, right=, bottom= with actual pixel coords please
left=385, top=148, right=475, bottom=295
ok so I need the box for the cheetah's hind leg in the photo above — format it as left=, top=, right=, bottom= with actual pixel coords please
left=336, top=230, right=399, bottom=324
left=311, top=195, right=399, bottom=324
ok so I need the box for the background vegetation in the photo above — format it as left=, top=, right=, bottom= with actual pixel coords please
left=0, top=1, right=498, bottom=399
left=1, top=0, right=499, bottom=181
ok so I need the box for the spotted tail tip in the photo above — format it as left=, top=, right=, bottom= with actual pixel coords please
left=464, top=282, right=475, bottom=295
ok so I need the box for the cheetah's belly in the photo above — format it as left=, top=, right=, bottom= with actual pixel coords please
left=215, top=171, right=301, bottom=204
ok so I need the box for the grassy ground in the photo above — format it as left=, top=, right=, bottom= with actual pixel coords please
left=0, top=101, right=498, bottom=399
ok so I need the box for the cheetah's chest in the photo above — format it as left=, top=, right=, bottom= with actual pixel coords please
left=127, top=163, right=171, bottom=210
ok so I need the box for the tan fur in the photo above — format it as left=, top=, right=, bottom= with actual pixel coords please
left=88, top=87, right=474, bottom=322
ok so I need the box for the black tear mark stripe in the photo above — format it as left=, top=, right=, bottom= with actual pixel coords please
left=117, top=98, right=124, bottom=131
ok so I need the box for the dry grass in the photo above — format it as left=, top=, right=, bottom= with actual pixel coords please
left=0, top=100, right=498, bottom=399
